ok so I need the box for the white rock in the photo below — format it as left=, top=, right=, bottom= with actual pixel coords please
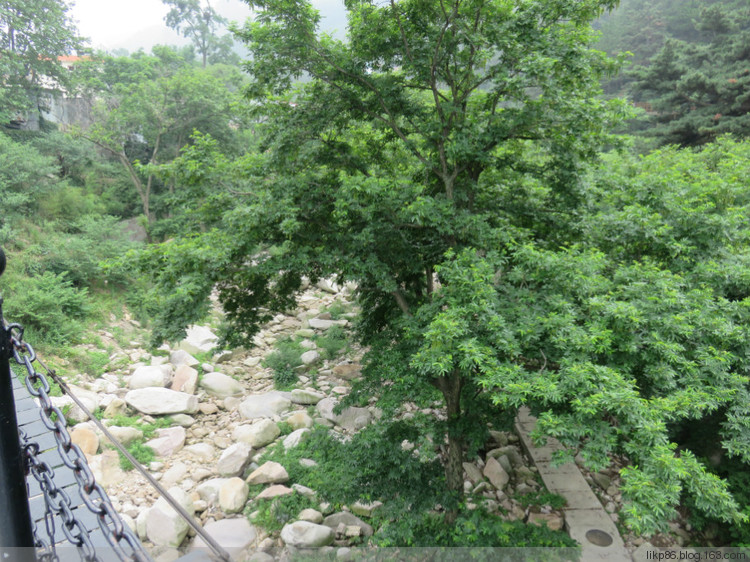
left=216, top=443, right=253, bottom=477
left=191, top=518, right=257, bottom=555
left=300, top=350, right=320, bottom=365
left=184, top=443, right=216, bottom=461
left=124, top=388, right=198, bottom=415
left=161, top=463, right=189, bottom=488
left=298, top=509, right=324, bottom=524
left=286, top=411, right=314, bottom=430
left=238, top=392, right=292, bottom=420
left=233, top=420, right=280, bottom=448
left=199, top=372, right=243, bottom=399
left=280, top=521, right=334, bottom=548
left=283, top=428, right=310, bottom=450
left=219, top=478, right=249, bottom=514
left=171, top=365, right=199, bottom=395
left=316, top=397, right=338, bottom=422
left=179, top=325, right=219, bottom=354
left=106, top=426, right=143, bottom=446
left=290, top=388, right=325, bottom=405
left=246, top=461, right=289, bottom=485
left=196, top=478, right=230, bottom=503
left=308, top=318, right=346, bottom=330
left=129, top=365, right=171, bottom=390
left=170, top=349, right=199, bottom=368
left=335, top=407, right=372, bottom=433
left=146, top=487, right=194, bottom=548
left=145, top=427, right=186, bottom=457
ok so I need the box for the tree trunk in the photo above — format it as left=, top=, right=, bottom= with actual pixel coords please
left=437, top=369, right=464, bottom=524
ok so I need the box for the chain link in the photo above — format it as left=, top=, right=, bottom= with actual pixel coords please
left=11, top=329, right=153, bottom=562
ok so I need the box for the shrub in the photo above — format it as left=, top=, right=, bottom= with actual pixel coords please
left=315, top=325, right=348, bottom=360
left=264, top=337, right=303, bottom=389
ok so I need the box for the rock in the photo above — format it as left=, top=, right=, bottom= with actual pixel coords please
left=146, top=427, right=186, bottom=457
left=233, top=420, right=280, bottom=448
left=290, top=388, right=325, bottom=405
left=487, top=446, right=523, bottom=467
left=335, top=407, right=372, bottom=433
left=161, top=463, right=189, bottom=488
left=316, top=398, right=337, bottom=421
left=199, top=372, right=243, bottom=399
left=191, top=518, right=257, bottom=555
left=463, top=462, right=484, bottom=485
left=332, top=363, right=361, bottom=380
left=219, top=478, right=249, bottom=514
left=136, top=509, right=149, bottom=540
left=146, top=487, right=194, bottom=548
left=199, top=403, right=219, bottom=415
left=286, top=411, right=314, bottom=430
left=170, top=414, right=196, bottom=427
left=243, top=356, right=261, bottom=368
left=238, top=392, right=292, bottom=420
left=489, top=430, right=509, bottom=447
left=129, top=365, right=171, bottom=389
left=299, top=459, right=318, bottom=468
left=246, top=461, right=289, bottom=485
left=170, top=349, right=199, bottom=368
left=483, top=457, right=510, bottom=490
left=216, top=443, right=253, bottom=477
left=592, top=472, right=612, bottom=491
left=283, top=428, right=310, bottom=450
left=308, top=318, right=347, bottom=330
left=171, top=365, right=199, bottom=395
left=103, top=398, right=129, bottom=419
left=323, top=512, right=373, bottom=537
left=300, top=350, right=320, bottom=365
left=106, top=426, right=143, bottom=446
left=89, top=450, right=126, bottom=487
left=280, top=521, right=334, bottom=548
left=292, top=483, right=316, bottom=500
left=351, top=501, right=382, bottom=518
left=124, top=388, right=198, bottom=415
left=71, top=426, right=99, bottom=456
left=184, top=443, right=216, bottom=461
left=496, top=455, right=513, bottom=475
left=527, top=513, right=564, bottom=531
left=299, top=509, right=324, bottom=524
left=179, top=325, right=219, bottom=355
left=196, top=478, right=230, bottom=503
left=256, top=485, right=293, bottom=500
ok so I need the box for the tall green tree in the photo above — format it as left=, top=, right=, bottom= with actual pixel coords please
left=162, top=0, right=233, bottom=68
left=0, top=0, right=83, bottom=123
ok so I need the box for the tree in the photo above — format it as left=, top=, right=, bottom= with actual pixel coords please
left=0, top=0, right=83, bottom=123
left=162, top=0, right=232, bottom=68
left=131, top=0, right=748, bottom=535
left=76, top=49, right=243, bottom=227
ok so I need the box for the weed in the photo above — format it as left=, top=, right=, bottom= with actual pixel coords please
left=314, top=325, right=348, bottom=360
left=119, top=441, right=156, bottom=471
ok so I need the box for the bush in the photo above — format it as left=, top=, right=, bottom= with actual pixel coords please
left=264, top=337, right=303, bottom=389
left=3, top=271, right=89, bottom=344
left=315, top=325, right=349, bottom=359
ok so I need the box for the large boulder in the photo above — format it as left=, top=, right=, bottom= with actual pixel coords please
left=245, top=462, right=289, bottom=485
left=128, top=365, right=171, bottom=390
left=170, top=349, right=199, bottom=368
left=322, top=512, right=373, bottom=537
left=238, top=392, right=292, bottom=420
left=280, top=521, right=334, bottom=548
left=146, top=487, right=195, bottom=548
left=335, top=407, right=372, bottom=433
left=191, top=518, right=257, bottom=555
left=124, top=388, right=198, bottom=415
left=145, top=426, right=186, bottom=457
left=179, top=325, right=219, bottom=355
left=233, top=420, right=280, bottom=448
left=216, top=443, right=253, bottom=477
left=199, top=372, right=243, bottom=399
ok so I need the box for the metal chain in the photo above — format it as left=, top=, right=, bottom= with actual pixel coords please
left=10, top=324, right=152, bottom=562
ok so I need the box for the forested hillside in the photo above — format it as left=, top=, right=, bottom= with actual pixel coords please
left=2, top=0, right=750, bottom=555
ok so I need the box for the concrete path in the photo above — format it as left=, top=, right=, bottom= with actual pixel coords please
left=516, top=407, right=631, bottom=562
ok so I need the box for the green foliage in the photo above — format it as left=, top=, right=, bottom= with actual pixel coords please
left=517, top=491, right=568, bottom=511
left=119, top=441, right=156, bottom=471
left=314, top=325, right=348, bottom=360
left=248, top=493, right=316, bottom=533
left=66, top=349, right=111, bottom=378
left=263, top=337, right=303, bottom=389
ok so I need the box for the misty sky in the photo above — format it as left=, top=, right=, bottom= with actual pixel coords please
left=69, top=0, right=347, bottom=53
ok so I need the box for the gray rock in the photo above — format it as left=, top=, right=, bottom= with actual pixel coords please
left=592, top=472, right=612, bottom=491
left=463, top=462, right=484, bottom=485
left=196, top=478, right=230, bottom=503
left=191, top=518, right=257, bottom=555
left=170, top=414, right=196, bottom=427
left=106, top=426, right=143, bottom=446
left=280, top=521, right=334, bottom=548
left=292, top=483, right=316, bottom=500
left=351, top=501, right=383, bottom=518
left=299, top=509, right=324, bottom=524
left=308, top=318, right=347, bottom=330
left=335, top=407, right=372, bottom=433
left=179, top=325, right=219, bottom=355
left=316, top=398, right=338, bottom=421
left=124, top=388, right=198, bottom=415
left=322, top=512, right=373, bottom=537
left=290, top=388, right=325, bottom=405
left=483, top=457, right=509, bottom=491
left=184, top=443, right=215, bottom=462
left=199, top=372, right=243, bottom=399
left=238, top=392, right=292, bottom=420
left=216, top=443, right=253, bottom=477
left=300, top=350, right=320, bottom=365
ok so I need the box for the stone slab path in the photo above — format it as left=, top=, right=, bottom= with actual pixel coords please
left=515, top=407, right=631, bottom=562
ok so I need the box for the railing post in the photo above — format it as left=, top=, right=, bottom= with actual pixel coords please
left=0, top=246, right=35, bottom=550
